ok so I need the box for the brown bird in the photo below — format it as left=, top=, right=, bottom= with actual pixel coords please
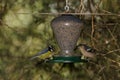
left=75, top=44, right=96, bottom=59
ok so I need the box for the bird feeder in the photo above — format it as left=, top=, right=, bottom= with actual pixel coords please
left=49, top=14, right=87, bottom=63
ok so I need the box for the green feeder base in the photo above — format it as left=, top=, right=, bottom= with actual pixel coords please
left=47, top=56, right=88, bottom=63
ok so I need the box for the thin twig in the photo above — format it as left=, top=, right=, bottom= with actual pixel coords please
left=94, top=23, right=119, bottom=27
left=112, top=23, right=118, bottom=34
left=91, top=15, right=95, bottom=47
left=107, top=49, right=120, bottom=54
left=97, top=66, right=105, bottom=74
left=84, top=32, right=99, bottom=43
left=15, top=12, right=120, bottom=16
left=94, top=0, right=103, bottom=12
left=104, top=57, right=120, bottom=67
left=105, top=26, right=120, bottom=49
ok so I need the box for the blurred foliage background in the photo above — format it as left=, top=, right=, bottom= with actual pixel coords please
left=0, top=0, right=120, bottom=80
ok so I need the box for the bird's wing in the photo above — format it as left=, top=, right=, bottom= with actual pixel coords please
left=30, top=48, right=49, bottom=60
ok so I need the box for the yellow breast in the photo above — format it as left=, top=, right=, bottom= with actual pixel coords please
left=38, top=51, right=52, bottom=60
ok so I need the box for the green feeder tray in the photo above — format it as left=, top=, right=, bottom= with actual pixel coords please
left=47, top=56, right=88, bottom=63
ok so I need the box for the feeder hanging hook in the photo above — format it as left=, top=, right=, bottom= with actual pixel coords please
left=64, top=0, right=70, bottom=12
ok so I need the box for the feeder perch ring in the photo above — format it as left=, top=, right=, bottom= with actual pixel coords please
left=47, top=56, right=88, bottom=63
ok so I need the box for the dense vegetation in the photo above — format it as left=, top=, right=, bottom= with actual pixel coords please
left=0, top=0, right=120, bottom=80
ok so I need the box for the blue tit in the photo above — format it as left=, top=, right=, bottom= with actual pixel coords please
left=30, top=45, right=54, bottom=60
left=75, top=44, right=96, bottom=59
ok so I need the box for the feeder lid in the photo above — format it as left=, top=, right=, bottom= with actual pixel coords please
left=47, top=56, right=88, bottom=63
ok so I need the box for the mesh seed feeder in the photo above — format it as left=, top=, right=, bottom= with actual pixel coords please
left=49, top=14, right=88, bottom=63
